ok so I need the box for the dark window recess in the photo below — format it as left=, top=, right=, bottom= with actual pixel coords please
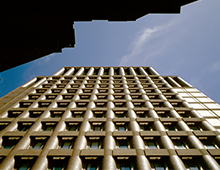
left=77, top=76, right=86, bottom=79
left=142, top=84, right=151, bottom=88
left=114, top=95, right=125, bottom=100
left=127, top=84, right=138, bottom=88
left=124, top=68, right=131, bottom=75
left=88, top=80, right=96, bottom=83
left=151, top=102, right=166, bottom=107
left=62, top=95, right=74, bottom=100
left=156, top=111, right=172, bottom=118
left=100, top=80, right=109, bottom=83
left=19, top=102, right=33, bottom=108
left=0, top=122, right=9, bottom=131
left=135, top=111, right=149, bottom=118
left=59, top=137, right=75, bottom=149
left=88, top=137, right=103, bottom=149
left=97, top=95, right=108, bottom=100
left=56, top=84, right=66, bottom=88
left=47, top=80, right=57, bottom=84
left=114, top=80, right=123, bottom=83
left=30, top=137, right=48, bottom=149
left=50, top=111, right=64, bottom=118
left=14, top=156, right=36, bottom=170
left=2, top=136, right=21, bottom=149
left=75, top=80, right=83, bottom=83
left=114, top=110, right=127, bottom=118
left=80, top=95, right=91, bottom=100
left=148, top=95, right=160, bottom=100
left=114, top=84, right=123, bottom=88
left=98, top=89, right=108, bottom=93
left=114, top=68, right=120, bottom=75
left=46, top=95, right=57, bottom=100
left=71, top=110, right=85, bottom=118
left=95, top=102, right=107, bottom=108
left=66, top=122, right=80, bottom=131
left=71, top=84, right=80, bottom=88
left=139, top=122, right=154, bottom=131
left=114, top=102, right=126, bottom=108
left=36, top=89, right=47, bottom=93
left=145, top=89, right=156, bottom=93
left=42, top=84, right=52, bottom=88
left=91, top=122, right=104, bottom=131
left=115, top=122, right=128, bottom=131
left=82, top=89, right=93, bottom=93
left=82, top=159, right=102, bottom=170
left=129, top=89, right=139, bottom=93
left=61, top=80, right=69, bottom=84
left=52, top=77, right=60, bottom=80
left=57, top=102, right=69, bottom=108
left=76, top=102, right=88, bottom=107
left=114, top=89, right=124, bottom=93
left=99, top=84, right=108, bottom=88
left=18, top=122, right=33, bottom=131
left=133, top=102, right=145, bottom=107
left=8, top=110, right=23, bottom=118
left=62, top=67, right=71, bottom=75
left=64, top=76, right=72, bottom=80
left=43, top=123, right=56, bottom=131
left=170, top=102, right=186, bottom=108
left=72, top=68, right=80, bottom=75
left=29, top=110, right=44, bottom=118
left=116, top=137, right=130, bottom=149
left=177, top=111, right=196, bottom=118
left=85, top=84, right=94, bottom=88
left=48, top=157, right=69, bottom=170
left=67, top=89, right=77, bottom=93
left=130, top=95, right=142, bottom=99
left=93, top=68, right=99, bottom=75
left=38, top=102, right=51, bottom=108
left=93, top=110, right=106, bottom=118
left=28, top=95, right=40, bottom=100
left=51, top=89, right=62, bottom=93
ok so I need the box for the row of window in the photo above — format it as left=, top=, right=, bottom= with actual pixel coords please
left=0, top=155, right=215, bottom=170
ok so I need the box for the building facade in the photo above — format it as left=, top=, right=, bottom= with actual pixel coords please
left=0, top=66, right=220, bottom=170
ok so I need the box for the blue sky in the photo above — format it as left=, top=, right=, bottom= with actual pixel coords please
left=0, top=0, right=220, bottom=104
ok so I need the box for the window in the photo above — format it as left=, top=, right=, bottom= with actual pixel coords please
left=172, top=140, right=187, bottom=149
left=62, top=95, right=74, bottom=100
left=18, top=122, right=33, bottom=131
left=95, top=102, right=107, bottom=108
left=116, top=157, right=136, bottom=170
left=82, top=159, right=102, bottom=170
left=0, top=122, right=9, bottom=131
left=114, top=110, right=127, bottom=118
left=45, top=95, right=57, bottom=100
left=43, top=123, right=56, bottom=131
left=97, top=95, right=108, bottom=100
left=38, top=102, right=51, bottom=108
left=156, top=111, right=172, bottom=118
left=143, top=137, right=163, bottom=149
left=50, top=111, right=64, bottom=118
left=28, top=95, right=40, bottom=100
left=114, top=95, right=125, bottom=100
left=93, top=110, right=106, bottom=118
left=80, top=95, right=91, bottom=100
left=14, top=157, right=36, bottom=170
left=51, top=89, right=62, bottom=93
left=2, top=136, right=20, bottom=149
left=71, top=110, right=85, bottom=118
left=66, top=122, right=80, bottom=131
left=31, top=137, right=47, bottom=149
left=29, top=110, right=43, bottom=118
left=48, top=157, right=69, bottom=170
left=36, top=89, right=47, bottom=93
left=139, top=122, right=154, bottom=131
left=183, top=159, right=202, bottom=170
left=57, top=102, right=69, bottom=108
left=150, top=160, right=167, bottom=170
left=8, top=110, right=23, bottom=118
left=200, top=138, right=219, bottom=149
left=88, top=137, right=102, bottom=149
left=59, top=137, right=75, bottom=149
left=115, top=123, right=128, bottom=131
left=91, top=122, right=104, bottom=131
left=76, top=102, right=88, bottom=108
left=116, top=137, right=130, bottom=149
left=187, top=123, right=203, bottom=131
left=162, top=123, right=178, bottom=131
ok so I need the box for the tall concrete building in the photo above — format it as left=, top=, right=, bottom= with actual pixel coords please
left=0, top=66, right=220, bottom=170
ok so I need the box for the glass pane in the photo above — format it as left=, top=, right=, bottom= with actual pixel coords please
left=165, top=125, right=175, bottom=131
left=186, top=161, right=199, bottom=170
left=33, top=142, right=43, bottom=149
left=74, top=115, right=81, bottom=118
left=141, top=125, right=151, bottom=131
left=147, top=141, right=157, bottom=149
left=189, top=125, right=200, bottom=131
left=69, top=126, right=77, bottom=131
left=90, top=141, right=99, bottom=149
left=116, top=115, right=124, bottom=118
left=121, top=167, right=130, bottom=170
left=94, top=126, right=101, bottom=131
left=175, top=141, right=186, bottom=149
left=119, top=141, right=128, bottom=149
left=87, top=163, right=96, bottom=170
left=20, top=127, right=28, bottom=131
left=154, top=162, right=165, bottom=170
left=4, top=145, right=13, bottom=149
left=45, top=126, right=53, bottom=131
left=118, top=126, right=125, bottom=131
left=62, top=142, right=71, bottom=149
left=53, top=115, right=60, bottom=118
left=19, top=163, right=30, bottom=170
left=52, top=167, right=62, bottom=170
left=202, top=140, right=215, bottom=149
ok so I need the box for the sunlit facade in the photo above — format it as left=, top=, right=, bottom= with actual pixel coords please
left=0, top=66, right=220, bottom=170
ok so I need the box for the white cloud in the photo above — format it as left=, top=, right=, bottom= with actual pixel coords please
left=36, top=53, right=54, bottom=65
left=209, top=61, right=220, bottom=72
